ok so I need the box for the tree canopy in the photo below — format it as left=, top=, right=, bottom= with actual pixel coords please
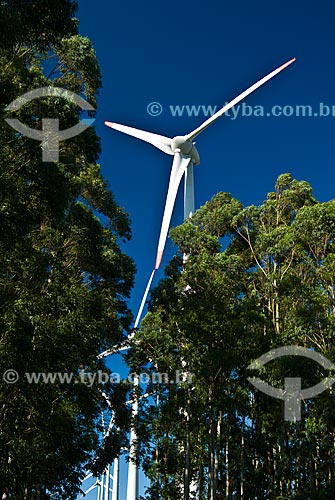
left=129, top=174, right=335, bottom=500
left=0, top=1, right=135, bottom=498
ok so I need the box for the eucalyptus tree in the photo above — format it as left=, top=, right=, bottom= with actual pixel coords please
left=130, top=174, right=335, bottom=499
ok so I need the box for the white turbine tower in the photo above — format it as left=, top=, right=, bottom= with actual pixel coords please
left=102, top=57, right=296, bottom=500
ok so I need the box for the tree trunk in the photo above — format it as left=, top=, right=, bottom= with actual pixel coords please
left=225, top=435, right=229, bottom=500
left=215, top=411, right=222, bottom=499
left=184, top=397, right=191, bottom=500
left=208, top=385, right=217, bottom=500
left=240, top=430, right=244, bottom=500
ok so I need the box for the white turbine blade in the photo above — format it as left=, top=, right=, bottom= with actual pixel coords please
left=99, top=271, right=156, bottom=351
left=155, top=153, right=192, bottom=270
left=134, top=269, right=156, bottom=329
left=81, top=483, right=98, bottom=497
left=97, top=336, right=135, bottom=358
left=185, top=57, right=296, bottom=141
left=129, top=154, right=191, bottom=331
left=105, top=121, right=173, bottom=155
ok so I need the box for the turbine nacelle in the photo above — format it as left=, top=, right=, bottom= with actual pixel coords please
left=171, top=135, right=200, bottom=165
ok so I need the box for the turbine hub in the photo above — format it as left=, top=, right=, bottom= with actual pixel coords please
left=171, top=136, right=192, bottom=154
left=171, top=136, right=200, bottom=165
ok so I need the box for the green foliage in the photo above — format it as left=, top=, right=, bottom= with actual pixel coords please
left=0, top=1, right=78, bottom=51
left=129, top=174, right=335, bottom=499
left=0, top=1, right=135, bottom=498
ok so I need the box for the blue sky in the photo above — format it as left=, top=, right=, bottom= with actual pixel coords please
left=76, top=0, right=335, bottom=497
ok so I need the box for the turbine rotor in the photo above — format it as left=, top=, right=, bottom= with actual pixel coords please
left=171, top=136, right=200, bottom=165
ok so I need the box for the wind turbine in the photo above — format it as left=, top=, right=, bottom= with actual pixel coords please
left=103, top=57, right=296, bottom=500
left=105, top=57, right=296, bottom=328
